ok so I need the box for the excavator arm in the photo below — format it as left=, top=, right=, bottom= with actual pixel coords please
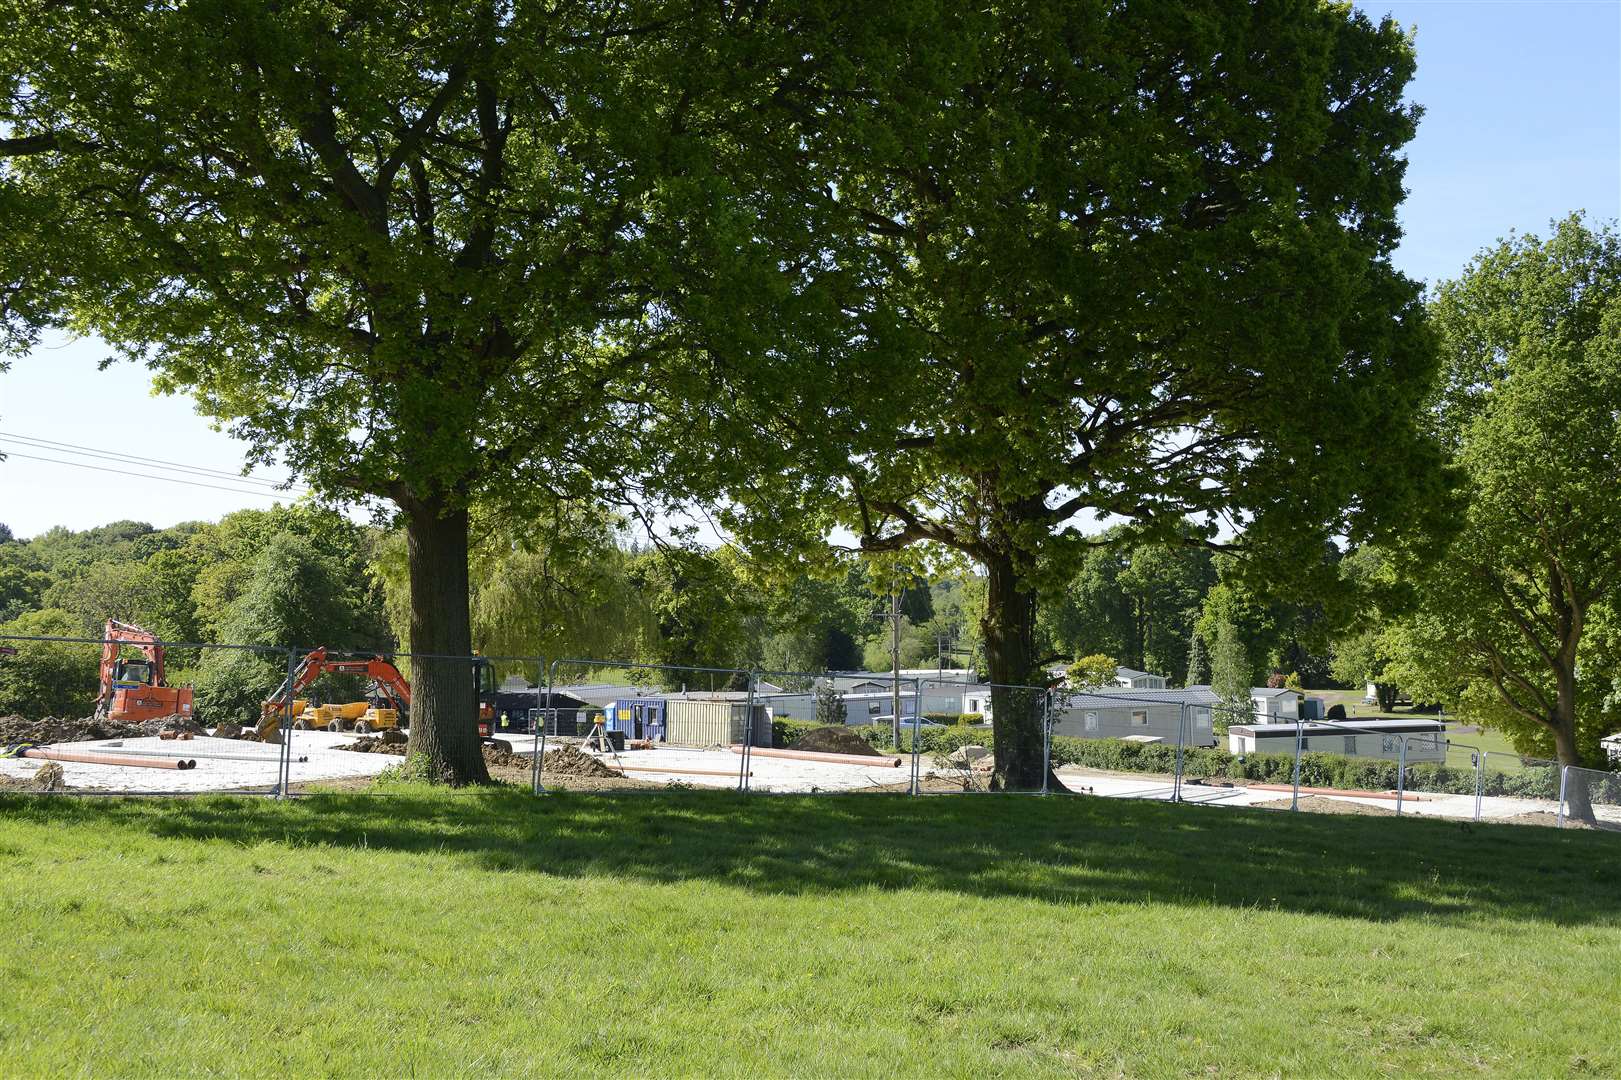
left=258, top=650, right=414, bottom=738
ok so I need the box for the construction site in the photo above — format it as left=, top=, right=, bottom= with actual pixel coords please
left=0, top=620, right=992, bottom=796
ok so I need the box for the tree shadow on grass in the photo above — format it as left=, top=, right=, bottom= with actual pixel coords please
left=5, top=787, right=1618, bottom=926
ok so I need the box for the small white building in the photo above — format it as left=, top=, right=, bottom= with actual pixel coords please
left=1251, top=687, right=1302, bottom=722
left=1227, top=718, right=1448, bottom=763
left=1601, top=733, right=1621, bottom=765
left=1113, top=666, right=1169, bottom=690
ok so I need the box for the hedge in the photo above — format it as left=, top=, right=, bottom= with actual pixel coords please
left=769, top=719, right=1619, bottom=800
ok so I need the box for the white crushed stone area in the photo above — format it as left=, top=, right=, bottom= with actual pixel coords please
left=0, top=730, right=398, bottom=793
left=523, top=743, right=922, bottom=793
left=1055, top=766, right=1621, bottom=826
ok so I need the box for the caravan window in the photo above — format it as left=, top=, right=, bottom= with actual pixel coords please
left=1195, top=710, right=1210, bottom=729
left=1131, top=710, right=1148, bottom=727
left=1344, top=736, right=1357, bottom=755
left=1084, top=711, right=1098, bottom=732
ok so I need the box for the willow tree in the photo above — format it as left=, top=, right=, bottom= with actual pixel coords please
left=677, top=1, right=1452, bottom=788
left=1, top=0, right=797, bottom=782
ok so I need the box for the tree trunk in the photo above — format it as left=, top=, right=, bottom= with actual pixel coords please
left=981, top=551, right=1060, bottom=792
left=1549, top=576, right=1591, bottom=821
left=402, top=495, right=490, bottom=786
left=1374, top=682, right=1399, bottom=713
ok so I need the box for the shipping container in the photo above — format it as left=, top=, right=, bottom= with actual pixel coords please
left=663, top=698, right=772, bottom=748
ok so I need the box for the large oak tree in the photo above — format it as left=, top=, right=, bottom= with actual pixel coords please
left=673, top=1, right=1452, bottom=788
left=1, top=0, right=802, bottom=781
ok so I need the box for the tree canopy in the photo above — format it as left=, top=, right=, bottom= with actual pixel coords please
left=673, top=0, right=1451, bottom=788
left=1, top=0, right=819, bottom=781
left=1390, top=216, right=1621, bottom=787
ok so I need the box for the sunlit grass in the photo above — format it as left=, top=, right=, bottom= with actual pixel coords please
left=1, top=788, right=1616, bottom=1077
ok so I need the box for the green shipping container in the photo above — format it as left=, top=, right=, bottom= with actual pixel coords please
left=663, top=698, right=772, bottom=749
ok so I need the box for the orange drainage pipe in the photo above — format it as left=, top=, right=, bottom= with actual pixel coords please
left=610, top=764, right=750, bottom=778
left=26, top=747, right=196, bottom=770
left=729, top=745, right=900, bottom=768
left=1247, top=782, right=1424, bottom=803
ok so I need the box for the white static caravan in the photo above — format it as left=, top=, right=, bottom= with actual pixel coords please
left=1112, top=666, right=1169, bottom=690
left=1051, top=689, right=1218, bottom=748
left=1227, top=718, right=1447, bottom=763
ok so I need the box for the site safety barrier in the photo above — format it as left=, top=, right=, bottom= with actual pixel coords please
left=5, top=631, right=1619, bottom=828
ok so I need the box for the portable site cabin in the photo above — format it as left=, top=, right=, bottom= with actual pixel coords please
left=1051, top=690, right=1218, bottom=748
left=1601, top=733, right=1621, bottom=765
left=1227, top=718, right=1447, bottom=762
left=663, top=696, right=772, bottom=748
left=606, top=698, right=666, bottom=742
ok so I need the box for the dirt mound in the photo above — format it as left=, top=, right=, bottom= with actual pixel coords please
left=379, top=728, right=407, bottom=745
left=789, top=726, right=885, bottom=757
left=335, top=738, right=408, bottom=755
left=0, top=713, right=204, bottom=744
left=0, top=761, right=66, bottom=792
left=482, top=743, right=529, bottom=768
left=540, top=745, right=622, bottom=778
left=1254, top=795, right=1395, bottom=817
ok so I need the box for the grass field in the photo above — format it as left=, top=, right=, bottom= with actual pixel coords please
left=2, top=788, right=1617, bottom=1077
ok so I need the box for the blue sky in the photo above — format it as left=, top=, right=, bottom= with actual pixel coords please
left=2, top=0, right=1618, bottom=539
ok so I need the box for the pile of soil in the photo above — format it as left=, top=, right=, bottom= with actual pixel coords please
left=0, top=713, right=204, bottom=744
left=482, top=743, right=528, bottom=768
left=335, top=738, right=408, bottom=755
left=0, top=762, right=66, bottom=792
left=540, top=745, right=623, bottom=778
left=1254, top=795, right=1395, bottom=817
left=790, top=726, right=886, bottom=757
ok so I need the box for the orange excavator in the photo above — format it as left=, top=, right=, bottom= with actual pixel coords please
left=257, top=648, right=412, bottom=739
left=94, top=619, right=195, bottom=723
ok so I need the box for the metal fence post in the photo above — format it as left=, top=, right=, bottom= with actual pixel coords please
left=1395, top=736, right=1407, bottom=816
left=910, top=678, right=923, bottom=796
left=1290, top=715, right=1304, bottom=811
left=278, top=646, right=298, bottom=799
left=1040, top=688, right=1052, bottom=796
left=531, top=657, right=545, bottom=796
left=1173, top=703, right=1187, bottom=804
left=1473, top=749, right=1484, bottom=823
left=737, top=669, right=756, bottom=793
left=1557, top=765, right=1569, bottom=828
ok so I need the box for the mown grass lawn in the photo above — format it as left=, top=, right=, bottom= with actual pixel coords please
left=1, top=788, right=1616, bottom=1078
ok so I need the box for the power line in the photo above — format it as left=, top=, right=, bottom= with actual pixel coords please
left=0, top=450, right=301, bottom=500
left=0, top=430, right=309, bottom=493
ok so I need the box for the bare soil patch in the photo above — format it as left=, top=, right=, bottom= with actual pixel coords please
left=335, top=738, right=408, bottom=755
left=789, top=726, right=885, bottom=757
left=0, top=762, right=65, bottom=792
left=0, top=713, right=205, bottom=744
left=1254, top=795, right=1396, bottom=817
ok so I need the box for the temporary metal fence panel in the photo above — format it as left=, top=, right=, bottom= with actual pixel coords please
left=544, top=658, right=754, bottom=794
left=1557, top=765, right=1621, bottom=830
left=751, top=668, right=924, bottom=795
left=910, top=680, right=1050, bottom=795
left=0, top=633, right=301, bottom=798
